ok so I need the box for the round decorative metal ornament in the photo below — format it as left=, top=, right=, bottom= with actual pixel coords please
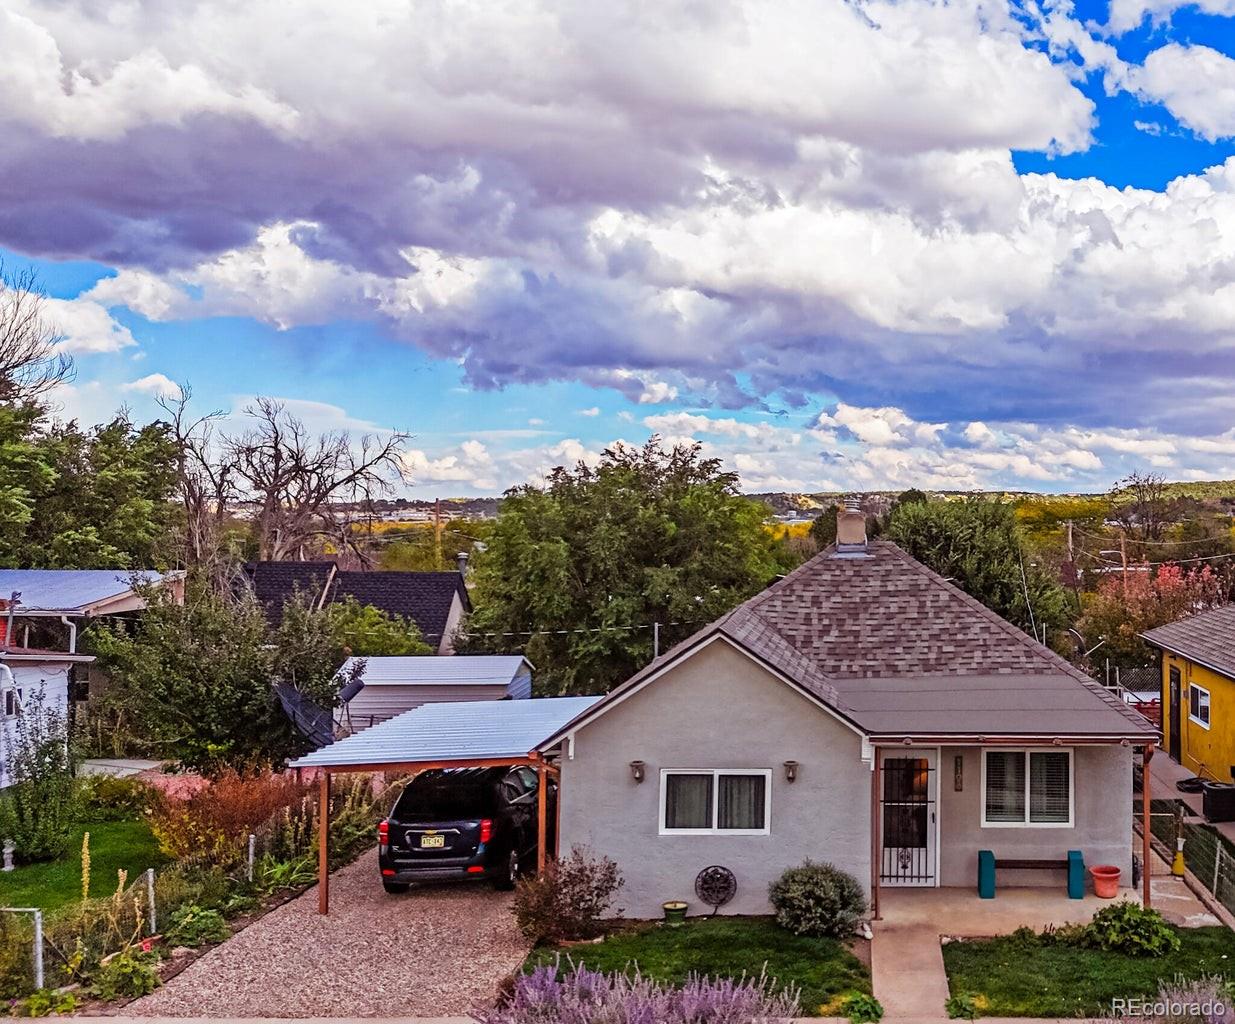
left=694, top=865, right=737, bottom=913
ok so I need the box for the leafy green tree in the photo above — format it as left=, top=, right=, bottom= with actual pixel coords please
left=0, top=410, right=179, bottom=569
left=328, top=595, right=432, bottom=657
left=462, top=438, right=784, bottom=694
left=85, top=583, right=430, bottom=771
left=810, top=505, right=838, bottom=547
left=887, top=497, right=1070, bottom=641
left=894, top=488, right=928, bottom=507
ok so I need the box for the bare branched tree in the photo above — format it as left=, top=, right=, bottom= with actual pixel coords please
left=226, top=397, right=407, bottom=562
left=158, top=385, right=241, bottom=578
left=0, top=264, right=73, bottom=403
left=1110, top=470, right=1176, bottom=543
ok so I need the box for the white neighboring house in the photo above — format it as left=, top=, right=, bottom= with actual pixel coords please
left=338, top=655, right=533, bottom=733
left=0, top=646, right=95, bottom=788
left=0, top=569, right=184, bottom=701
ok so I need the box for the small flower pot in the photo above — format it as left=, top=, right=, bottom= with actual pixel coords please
left=662, top=901, right=688, bottom=927
left=1090, top=864, right=1121, bottom=899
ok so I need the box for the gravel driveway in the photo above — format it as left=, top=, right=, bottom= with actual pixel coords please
left=128, top=851, right=531, bottom=1017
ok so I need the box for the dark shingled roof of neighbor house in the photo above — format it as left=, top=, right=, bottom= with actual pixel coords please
left=1143, top=604, right=1235, bottom=680
left=328, top=571, right=470, bottom=644
left=543, top=540, right=1156, bottom=745
left=241, top=561, right=336, bottom=625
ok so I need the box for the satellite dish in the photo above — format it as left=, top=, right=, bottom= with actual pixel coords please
left=273, top=683, right=335, bottom=749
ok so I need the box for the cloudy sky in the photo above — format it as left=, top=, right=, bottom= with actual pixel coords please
left=6, top=0, right=1235, bottom=496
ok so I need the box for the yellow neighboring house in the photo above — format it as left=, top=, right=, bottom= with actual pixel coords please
left=1143, top=605, right=1235, bottom=783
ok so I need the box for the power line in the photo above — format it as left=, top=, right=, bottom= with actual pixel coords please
left=1071, top=524, right=1232, bottom=548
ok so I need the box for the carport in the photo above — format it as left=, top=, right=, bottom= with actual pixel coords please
left=289, top=695, right=600, bottom=913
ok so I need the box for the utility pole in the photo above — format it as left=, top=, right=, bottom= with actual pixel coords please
left=434, top=498, right=443, bottom=570
left=1120, top=532, right=1129, bottom=593
left=1065, top=520, right=1074, bottom=563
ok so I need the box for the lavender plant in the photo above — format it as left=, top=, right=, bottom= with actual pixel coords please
left=475, top=963, right=800, bottom=1024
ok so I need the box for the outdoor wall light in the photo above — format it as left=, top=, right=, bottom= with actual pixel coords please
left=630, top=760, right=645, bottom=783
left=783, top=760, right=799, bottom=783
left=954, top=755, right=964, bottom=792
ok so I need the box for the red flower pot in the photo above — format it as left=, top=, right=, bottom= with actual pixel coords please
left=1090, top=864, right=1121, bottom=898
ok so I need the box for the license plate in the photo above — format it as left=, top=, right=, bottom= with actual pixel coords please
left=419, top=834, right=445, bottom=849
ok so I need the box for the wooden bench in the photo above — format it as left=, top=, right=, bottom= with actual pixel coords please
left=978, top=849, right=1084, bottom=899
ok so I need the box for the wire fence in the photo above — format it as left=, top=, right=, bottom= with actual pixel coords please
left=0, top=774, right=395, bottom=999
left=1148, top=800, right=1235, bottom=918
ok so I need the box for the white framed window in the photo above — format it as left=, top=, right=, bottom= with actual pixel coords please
left=1189, top=685, right=1211, bottom=729
left=658, top=769, right=771, bottom=836
left=2, top=687, right=20, bottom=719
left=981, top=749, right=1073, bottom=828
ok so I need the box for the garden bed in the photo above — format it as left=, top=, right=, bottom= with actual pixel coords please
left=523, top=916, right=871, bottom=1017
left=942, top=926, right=1233, bottom=1017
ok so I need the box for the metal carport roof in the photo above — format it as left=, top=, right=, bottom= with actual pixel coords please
left=290, top=695, right=600, bottom=769
left=292, top=695, right=600, bottom=915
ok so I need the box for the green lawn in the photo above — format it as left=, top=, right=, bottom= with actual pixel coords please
left=943, top=927, right=1234, bottom=1017
left=523, top=916, right=871, bottom=1016
left=0, top=820, right=168, bottom=912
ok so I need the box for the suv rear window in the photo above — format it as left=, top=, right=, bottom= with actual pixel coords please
left=394, top=777, right=493, bottom=819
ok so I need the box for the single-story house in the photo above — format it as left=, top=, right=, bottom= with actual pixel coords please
left=538, top=509, right=1157, bottom=919
left=337, top=654, right=532, bottom=731
left=1143, top=606, right=1235, bottom=782
left=1, top=645, right=95, bottom=788
left=242, top=561, right=470, bottom=654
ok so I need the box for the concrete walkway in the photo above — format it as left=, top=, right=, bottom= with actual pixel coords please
left=871, top=924, right=951, bottom=1018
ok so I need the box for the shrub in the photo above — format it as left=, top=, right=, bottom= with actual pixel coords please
left=0, top=687, right=76, bottom=862
left=477, top=964, right=799, bottom=1024
left=512, top=846, right=623, bottom=943
left=91, top=949, right=160, bottom=1000
left=75, top=775, right=157, bottom=822
left=843, top=992, right=884, bottom=1023
left=13, top=989, right=78, bottom=1017
left=149, top=768, right=309, bottom=861
left=768, top=861, right=866, bottom=938
left=1080, top=902, right=1181, bottom=957
left=164, top=904, right=229, bottom=947
left=945, top=993, right=979, bottom=1020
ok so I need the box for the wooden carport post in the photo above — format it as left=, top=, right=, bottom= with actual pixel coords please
left=318, top=771, right=331, bottom=915
left=1142, top=743, right=1154, bottom=910
left=535, top=755, right=549, bottom=876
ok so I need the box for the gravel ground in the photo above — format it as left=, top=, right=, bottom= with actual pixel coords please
left=128, top=851, right=531, bottom=1018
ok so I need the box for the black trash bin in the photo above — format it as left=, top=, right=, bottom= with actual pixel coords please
left=1201, top=781, right=1235, bottom=823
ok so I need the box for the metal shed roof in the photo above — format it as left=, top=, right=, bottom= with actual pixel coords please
left=0, top=569, right=167, bottom=612
left=339, top=654, right=531, bottom=686
left=290, top=695, right=600, bottom=769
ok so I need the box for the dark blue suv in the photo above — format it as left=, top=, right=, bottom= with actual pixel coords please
left=377, top=766, right=553, bottom=893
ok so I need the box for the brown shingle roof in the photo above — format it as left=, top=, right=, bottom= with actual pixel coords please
left=1143, top=604, right=1235, bottom=679
left=541, top=539, right=1155, bottom=745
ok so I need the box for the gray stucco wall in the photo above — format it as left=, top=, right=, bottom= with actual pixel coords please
left=556, top=638, right=872, bottom=919
left=937, top=744, right=1134, bottom=890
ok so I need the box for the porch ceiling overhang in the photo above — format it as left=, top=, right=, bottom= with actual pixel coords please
left=288, top=695, right=602, bottom=772
left=834, top=673, right=1158, bottom=741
